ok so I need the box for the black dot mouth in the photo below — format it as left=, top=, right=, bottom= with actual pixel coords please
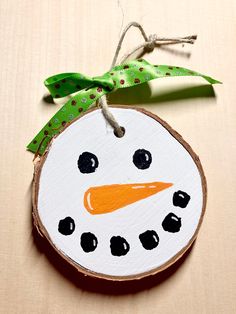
left=80, top=232, right=98, bottom=252
left=57, top=215, right=182, bottom=255
left=58, top=216, right=75, bottom=235
left=173, top=190, right=190, bottom=208
left=139, top=230, right=159, bottom=250
left=110, top=236, right=130, bottom=256
left=57, top=188, right=191, bottom=255
left=162, top=213, right=182, bottom=233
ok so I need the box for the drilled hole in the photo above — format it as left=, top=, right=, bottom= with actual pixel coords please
left=114, top=126, right=125, bottom=138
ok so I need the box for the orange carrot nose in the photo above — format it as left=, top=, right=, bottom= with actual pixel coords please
left=84, top=182, right=173, bottom=215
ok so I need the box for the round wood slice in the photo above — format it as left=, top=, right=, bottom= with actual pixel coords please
left=32, top=106, right=207, bottom=281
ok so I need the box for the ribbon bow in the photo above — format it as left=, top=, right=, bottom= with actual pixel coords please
left=27, top=59, right=220, bottom=155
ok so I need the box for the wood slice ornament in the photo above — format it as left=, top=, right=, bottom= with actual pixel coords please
left=32, top=106, right=206, bottom=280
left=28, top=23, right=220, bottom=281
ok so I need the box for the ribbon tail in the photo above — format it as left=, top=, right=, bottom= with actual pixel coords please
left=27, top=87, right=108, bottom=155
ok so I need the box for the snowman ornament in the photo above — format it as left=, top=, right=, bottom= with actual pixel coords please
left=33, top=106, right=206, bottom=280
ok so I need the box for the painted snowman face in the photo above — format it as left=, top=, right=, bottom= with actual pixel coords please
left=35, top=107, right=206, bottom=280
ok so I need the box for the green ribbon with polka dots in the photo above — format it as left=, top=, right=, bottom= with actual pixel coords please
left=27, top=59, right=220, bottom=155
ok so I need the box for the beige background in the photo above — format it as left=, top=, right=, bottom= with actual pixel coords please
left=0, top=0, right=236, bottom=313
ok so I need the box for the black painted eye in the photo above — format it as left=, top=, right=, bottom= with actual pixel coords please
left=58, top=217, right=75, bottom=235
left=162, top=213, right=181, bottom=233
left=133, top=149, right=152, bottom=169
left=110, top=236, right=130, bottom=256
left=77, top=152, right=99, bottom=173
left=173, top=190, right=190, bottom=208
left=80, top=232, right=98, bottom=252
left=139, top=230, right=159, bottom=250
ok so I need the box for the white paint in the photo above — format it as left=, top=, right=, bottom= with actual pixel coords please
left=37, top=108, right=204, bottom=277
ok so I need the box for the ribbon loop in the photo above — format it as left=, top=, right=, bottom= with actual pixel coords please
left=44, top=71, right=115, bottom=99
left=44, top=73, right=94, bottom=98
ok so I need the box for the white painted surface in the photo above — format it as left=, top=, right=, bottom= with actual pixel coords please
left=37, top=108, right=203, bottom=277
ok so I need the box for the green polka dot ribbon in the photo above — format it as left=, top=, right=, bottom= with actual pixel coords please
left=27, top=59, right=221, bottom=155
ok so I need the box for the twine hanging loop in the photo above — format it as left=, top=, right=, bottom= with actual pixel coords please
left=99, top=22, right=197, bottom=137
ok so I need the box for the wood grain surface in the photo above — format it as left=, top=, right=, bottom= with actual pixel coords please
left=0, top=0, right=235, bottom=313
